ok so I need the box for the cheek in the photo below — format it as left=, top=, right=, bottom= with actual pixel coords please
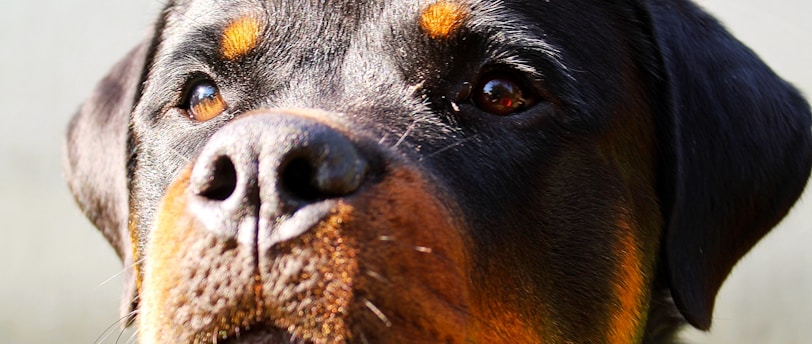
left=461, top=146, right=660, bottom=342
left=606, top=209, right=654, bottom=344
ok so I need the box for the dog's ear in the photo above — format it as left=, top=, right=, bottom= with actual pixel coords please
left=63, top=35, right=153, bottom=320
left=641, top=0, right=812, bottom=330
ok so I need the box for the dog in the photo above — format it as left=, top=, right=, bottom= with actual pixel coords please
left=64, top=0, right=812, bottom=342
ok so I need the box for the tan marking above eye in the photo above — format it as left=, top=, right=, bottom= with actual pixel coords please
left=420, top=1, right=468, bottom=39
left=221, top=16, right=262, bottom=60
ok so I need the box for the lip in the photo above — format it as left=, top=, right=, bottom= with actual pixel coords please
left=219, top=325, right=294, bottom=344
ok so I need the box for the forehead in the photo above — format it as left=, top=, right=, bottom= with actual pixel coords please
left=158, top=0, right=558, bottom=50
left=155, top=0, right=576, bottom=77
left=163, top=0, right=432, bottom=39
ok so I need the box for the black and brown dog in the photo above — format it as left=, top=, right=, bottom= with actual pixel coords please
left=65, top=0, right=812, bottom=343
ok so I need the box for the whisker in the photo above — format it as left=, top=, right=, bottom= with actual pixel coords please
left=378, top=236, right=434, bottom=254
left=450, top=101, right=461, bottom=112
left=378, top=235, right=396, bottom=242
left=97, top=259, right=140, bottom=288
left=365, top=270, right=388, bottom=284
left=124, top=328, right=139, bottom=344
left=94, top=310, right=137, bottom=344
left=419, top=135, right=477, bottom=162
left=363, top=298, right=392, bottom=328
left=413, top=246, right=433, bottom=253
left=115, top=324, right=138, bottom=344
left=94, top=323, right=119, bottom=344
left=393, top=120, right=418, bottom=149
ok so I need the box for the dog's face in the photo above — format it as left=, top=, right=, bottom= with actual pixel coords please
left=65, top=0, right=812, bottom=343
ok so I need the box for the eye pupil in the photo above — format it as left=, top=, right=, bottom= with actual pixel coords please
left=192, top=84, right=217, bottom=104
left=473, top=74, right=533, bottom=116
left=186, top=80, right=226, bottom=122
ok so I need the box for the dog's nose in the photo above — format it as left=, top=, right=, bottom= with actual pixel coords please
left=187, top=112, right=367, bottom=245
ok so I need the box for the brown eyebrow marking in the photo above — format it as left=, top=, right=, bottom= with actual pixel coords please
left=221, top=15, right=262, bottom=60
left=419, top=1, right=468, bottom=40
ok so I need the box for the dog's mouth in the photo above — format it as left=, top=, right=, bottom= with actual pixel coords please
left=219, top=326, right=290, bottom=344
left=136, top=166, right=472, bottom=343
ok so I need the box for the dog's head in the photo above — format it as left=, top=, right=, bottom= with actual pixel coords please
left=65, top=0, right=812, bottom=342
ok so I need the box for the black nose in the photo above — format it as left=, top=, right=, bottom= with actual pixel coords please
left=187, top=112, right=367, bottom=245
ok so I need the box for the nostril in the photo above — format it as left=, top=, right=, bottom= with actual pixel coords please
left=279, top=143, right=368, bottom=203
left=281, top=156, right=321, bottom=202
left=198, top=155, right=238, bottom=201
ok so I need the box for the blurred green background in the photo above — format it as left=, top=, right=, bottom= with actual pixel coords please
left=0, top=0, right=809, bottom=343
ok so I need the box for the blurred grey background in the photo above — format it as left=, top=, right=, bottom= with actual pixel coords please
left=0, top=0, right=809, bottom=343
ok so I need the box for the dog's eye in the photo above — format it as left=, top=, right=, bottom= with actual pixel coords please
left=472, top=74, right=534, bottom=116
left=185, top=80, right=226, bottom=122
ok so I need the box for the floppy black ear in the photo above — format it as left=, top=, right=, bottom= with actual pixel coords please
left=642, top=0, right=812, bottom=330
left=63, top=36, right=152, bottom=319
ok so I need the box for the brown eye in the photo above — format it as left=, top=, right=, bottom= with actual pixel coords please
left=185, top=80, right=226, bottom=122
left=473, top=74, right=534, bottom=116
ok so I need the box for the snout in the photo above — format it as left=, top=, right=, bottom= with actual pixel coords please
left=138, top=110, right=470, bottom=343
left=187, top=112, right=370, bottom=250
